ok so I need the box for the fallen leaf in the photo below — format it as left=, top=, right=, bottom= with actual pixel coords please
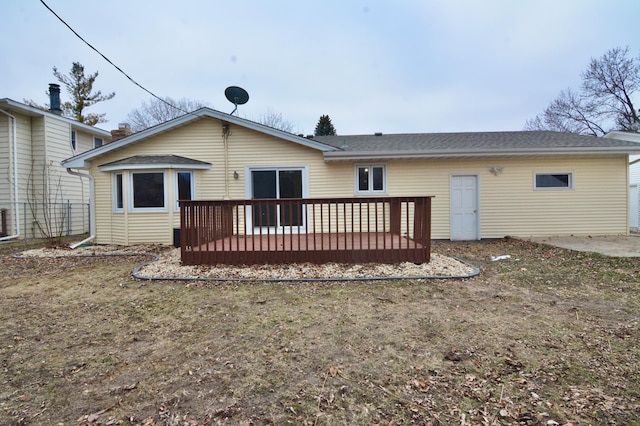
left=328, top=366, right=339, bottom=377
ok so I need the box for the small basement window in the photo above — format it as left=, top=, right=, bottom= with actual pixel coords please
left=535, top=172, right=572, bottom=189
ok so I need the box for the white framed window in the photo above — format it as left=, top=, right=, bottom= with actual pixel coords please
left=355, top=165, right=386, bottom=194
left=94, top=137, right=103, bottom=148
left=71, top=130, right=77, bottom=151
left=129, top=171, right=167, bottom=212
left=113, top=173, right=124, bottom=212
left=174, top=171, right=195, bottom=211
left=534, top=172, right=573, bottom=190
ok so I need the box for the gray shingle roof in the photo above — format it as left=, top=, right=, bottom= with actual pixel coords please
left=314, top=131, right=640, bottom=160
left=316, top=131, right=638, bottom=151
left=99, top=155, right=210, bottom=169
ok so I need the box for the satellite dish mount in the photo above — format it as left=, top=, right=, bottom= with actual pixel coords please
left=225, top=86, right=249, bottom=115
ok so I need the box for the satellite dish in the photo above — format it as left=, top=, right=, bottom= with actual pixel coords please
left=225, top=86, right=249, bottom=115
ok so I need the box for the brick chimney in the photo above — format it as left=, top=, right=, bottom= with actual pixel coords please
left=110, top=123, right=132, bottom=142
left=48, top=83, right=62, bottom=115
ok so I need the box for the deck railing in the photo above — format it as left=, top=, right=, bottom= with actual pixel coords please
left=179, top=196, right=432, bottom=266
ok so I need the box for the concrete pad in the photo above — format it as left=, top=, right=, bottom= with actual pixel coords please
left=522, top=235, right=640, bottom=257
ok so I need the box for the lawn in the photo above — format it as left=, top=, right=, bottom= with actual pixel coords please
left=0, top=238, right=638, bottom=425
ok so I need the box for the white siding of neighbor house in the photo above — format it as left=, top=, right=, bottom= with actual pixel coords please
left=631, top=155, right=640, bottom=184
left=0, top=109, right=105, bottom=239
left=88, top=117, right=631, bottom=245
left=0, top=116, right=10, bottom=205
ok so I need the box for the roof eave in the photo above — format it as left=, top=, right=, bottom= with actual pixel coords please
left=323, top=147, right=640, bottom=161
left=0, top=98, right=111, bottom=138
left=99, top=163, right=211, bottom=172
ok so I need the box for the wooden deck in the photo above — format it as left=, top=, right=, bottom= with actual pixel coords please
left=183, top=232, right=428, bottom=265
left=180, top=196, right=432, bottom=266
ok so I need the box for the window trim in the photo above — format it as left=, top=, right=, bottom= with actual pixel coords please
left=128, top=170, right=168, bottom=213
left=355, top=164, right=387, bottom=195
left=174, top=170, right=195, bottom=211
left=534, top=172, right=573, bottom=190
left=113, top=172, right=124, bottom=212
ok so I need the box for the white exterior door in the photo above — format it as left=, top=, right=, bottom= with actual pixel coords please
left=450, top=175, right=479, bottom=240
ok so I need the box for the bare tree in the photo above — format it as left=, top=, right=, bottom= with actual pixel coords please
left=254, top=108, right=295, bottom=133
left=27, top=160, right=67, bottom=247
left=127, top=97, right=210, bottom=132
left=526, top=47, right=640, bottom=136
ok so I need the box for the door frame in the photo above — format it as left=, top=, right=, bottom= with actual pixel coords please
left=450, top=174, right=480, bottom=240
left=244, top=165, right=310, bottom=234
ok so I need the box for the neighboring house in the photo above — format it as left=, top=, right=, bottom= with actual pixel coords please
left=0, top=92, right=113, bottom=240
left=61, top=107, right=640, bottom=247
left=604, top=131, right=640, bottom=229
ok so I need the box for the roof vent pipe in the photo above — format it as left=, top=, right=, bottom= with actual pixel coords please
left=48, top=83, right=62, bottom=115
left=374, top=132, right=383, bottom=136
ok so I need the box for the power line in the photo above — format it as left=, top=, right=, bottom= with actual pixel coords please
left=39, top=0, right=188, bottom=115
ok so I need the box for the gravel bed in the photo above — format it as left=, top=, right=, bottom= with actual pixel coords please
left=17, top=245, right=478, bottom=280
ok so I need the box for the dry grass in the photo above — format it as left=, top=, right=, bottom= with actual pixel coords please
left=0, top=238, right=639, bottom=425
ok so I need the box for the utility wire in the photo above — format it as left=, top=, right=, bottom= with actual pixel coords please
left=40, top=0, right=189, bottom=115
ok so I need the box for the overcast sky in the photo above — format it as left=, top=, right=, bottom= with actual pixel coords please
left=2, top=0, right=640, bottom=135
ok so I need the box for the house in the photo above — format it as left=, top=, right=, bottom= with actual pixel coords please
left=61, top=108, right=640, bottom=256
left=0, top=86, right=113, bottom=241
left=604, top=131, right=640, bottom=230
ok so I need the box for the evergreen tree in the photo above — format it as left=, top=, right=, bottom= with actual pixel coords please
left=314, top=114, right=337, bottom=136
left=53, top=62, right=115, bottom=125
left=25, top=62, right=115, bottom=126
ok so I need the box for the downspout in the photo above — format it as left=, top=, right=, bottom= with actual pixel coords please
left=66, top=168, right=95, bottom=248
left=222, top=123, right=231, bottom=199
left=0, top=109, right=20, bottom=242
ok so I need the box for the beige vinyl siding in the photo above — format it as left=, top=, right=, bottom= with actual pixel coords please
left=385, top=156, right=628, bottom=239
left=88, top=116, right=630, bottom=245
left=91, top=118, right=338, bottom=244
left=480, top=156, right=628, bottom=237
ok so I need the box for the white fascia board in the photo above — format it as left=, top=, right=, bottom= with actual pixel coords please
left=604, top=131, right=640, bottom=143
left=99, top=163, right=211, bottom=172
left=323, top=147, right=640, bottom=161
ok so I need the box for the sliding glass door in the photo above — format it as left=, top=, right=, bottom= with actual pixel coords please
left=251, top=169, right=304, bottom=229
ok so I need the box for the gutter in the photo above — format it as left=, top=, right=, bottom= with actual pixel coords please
left=66, top=168, right=96, bottom=248
left=323, top=148, right=640, bottom=161
left=0, top=109, right=20, bottom=242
